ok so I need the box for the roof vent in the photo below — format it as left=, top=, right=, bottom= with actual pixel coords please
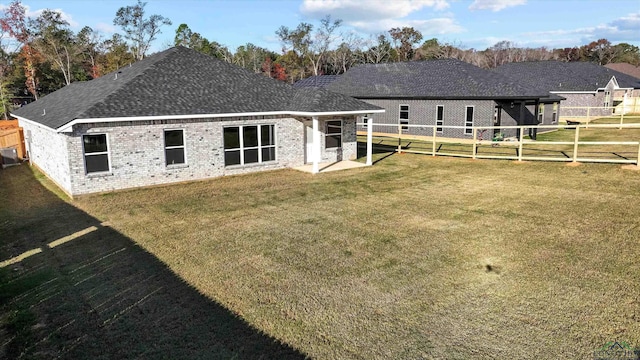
left=42, top=108, right=46, bottom=116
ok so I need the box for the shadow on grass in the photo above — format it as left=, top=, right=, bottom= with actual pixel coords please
left=0, top=166, right=307, bottom=359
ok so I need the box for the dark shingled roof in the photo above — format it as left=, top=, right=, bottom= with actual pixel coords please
left=293, top=75, right=340, bottom=88
left=492, top=61, right=640, bottom=92
left=325, top=58, right=549, bottom=99
left=12, top=46, right=380, bottom=130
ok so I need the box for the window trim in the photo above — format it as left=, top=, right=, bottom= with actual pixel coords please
left=325, top=119, right=343, bottom=149
left=436, top=105, right=444, bottom=134
left=464, top=106, right=474, bottom=135
left=164, top=128, right=187, bottom=167
left=82, top=133, right=111, bottom=175
left=399, top=104, right=409, bottom=130
left=223, top=124, right=277, bottom=167
left=604, top=90, right=611, bottom=109
left=362, top=114, right=370, bottom=129
left=538, top=103, right=544, bottom=123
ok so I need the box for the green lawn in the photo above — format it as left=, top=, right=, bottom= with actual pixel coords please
left=2, top=150, right=640, bottom=359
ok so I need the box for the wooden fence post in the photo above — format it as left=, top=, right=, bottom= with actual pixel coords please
left=472, top=127, right=477, bottom=159
left=432, top=125, right=436, bottom=156
left=619, top=111, right=624, bottom=130
left=397, top=123, right=402, bottom=154
left=637, top=142, right=640, bottom=166
left=572, top=126, right=580, bottom=162
left=586, top=107, right=590, bottom=129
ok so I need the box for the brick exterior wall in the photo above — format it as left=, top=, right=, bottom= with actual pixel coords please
left=358, top=99, right=520, bottom=138
left=18, top=119, right=73, bottom=192
left=25, top=115, right=358, bottom=196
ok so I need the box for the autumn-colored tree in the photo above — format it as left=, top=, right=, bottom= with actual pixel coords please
left=271, top=63, right=286, bottom=81
left=1, top=0, right=40, bottom=100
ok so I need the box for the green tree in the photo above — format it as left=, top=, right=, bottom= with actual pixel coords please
left=113, top=0, right=171, bottom=60
left=388, top=27, right=423, bottom=62
left=611, top=43, right=640, bottom=66
left=30, top=9, right=76, bottom=85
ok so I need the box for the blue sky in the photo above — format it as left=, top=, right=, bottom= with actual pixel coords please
left=3, top=0, right=639, bottom=53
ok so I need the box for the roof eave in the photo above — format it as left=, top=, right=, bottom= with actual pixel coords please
left=54, top=109, right=386, bottom=133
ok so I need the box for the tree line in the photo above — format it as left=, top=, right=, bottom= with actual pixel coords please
left=1, top=0, right=638, bottom=118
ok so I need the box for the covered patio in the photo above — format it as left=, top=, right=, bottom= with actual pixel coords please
left=303, top=114, right=381, bottom=174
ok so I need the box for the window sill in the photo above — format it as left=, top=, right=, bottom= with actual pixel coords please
left=86, top=171, right=113, bottom=178
left=166, top=163, right=189, bottom=170
left=225, top=160, right=277, bottom=170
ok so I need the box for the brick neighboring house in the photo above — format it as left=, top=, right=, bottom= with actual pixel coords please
left=493, top=61, right=640, bottom=116
left=11, top=46, right=383, bottom=197
left=295, top=59, right=554, bottom=139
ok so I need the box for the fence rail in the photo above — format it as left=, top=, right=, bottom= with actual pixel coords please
left=357, top=122, right=640, bottom=165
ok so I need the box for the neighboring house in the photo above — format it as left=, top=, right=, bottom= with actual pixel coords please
left=604, top=63, right=640, bottom=80
left=11, top=46, right=382, bottom=197
left=493, top=61, right=640, bottom=116
left=296, top=59, right=554, bottom=139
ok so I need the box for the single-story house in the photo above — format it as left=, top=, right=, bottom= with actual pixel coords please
left=295, top=59, right=556, bottom=139
left=493, top=61, right=640, bottom=116
left=11, top=46, right=383, bottom=197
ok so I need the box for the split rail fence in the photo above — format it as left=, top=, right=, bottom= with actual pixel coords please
left=359, top=122, right=640, bottom=165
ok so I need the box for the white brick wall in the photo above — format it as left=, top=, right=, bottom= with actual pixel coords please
left=59, top=115, right=357, bottom=195
left=19, top=119, right=73, bottom=193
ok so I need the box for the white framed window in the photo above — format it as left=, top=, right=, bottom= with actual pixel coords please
left=164, top=129, right=186, bottom=166
left=362, top=115, right=371, bottom=129
left=464, top=106, right=474, bottom=135
left=224, top=124, right=276, bottom=166
left=604, top=90, right=611, bottom=109
left=552, top=102, right=558, bottom=123
left=325, top=120, right=342, bottom=149
left=538, top=103, right=544, bottom=123
left=436, top=105, right=444, bottom=133
left=83, top=134, right=110, bottom=174
left=399, top=104, right=409, bottom=130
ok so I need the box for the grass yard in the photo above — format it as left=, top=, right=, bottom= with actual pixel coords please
left=2, top=148, right=640, bottom=358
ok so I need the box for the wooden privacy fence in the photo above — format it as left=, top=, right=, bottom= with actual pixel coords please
left=360, top=122, right=640, bottom=165
left=0, top=120, right=26, bottom=159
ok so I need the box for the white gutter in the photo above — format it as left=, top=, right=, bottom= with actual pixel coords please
left=13, top=109, right=385, bottom=133
left=550, top=91, right=597, bottom=94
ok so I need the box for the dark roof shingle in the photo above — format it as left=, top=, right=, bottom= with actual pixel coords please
left=492, top=61, right=640, bottom=92
left=293, top=75, right=340, bottom=88
left=12, top=46, right=379, bottom=130
left=325, top=59, right=548, bottom=99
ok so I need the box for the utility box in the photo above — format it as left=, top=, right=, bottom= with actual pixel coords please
left=1, top=147, right=19, bottom=168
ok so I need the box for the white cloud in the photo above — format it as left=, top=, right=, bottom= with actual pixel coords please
left=95, top=22, right=117, bottom=34
left=301, top=0, right=450, bottom=21
left=350, top=17, right=464, bottom=35
left=469, top=0, right=526, bottom=12
left=520, top=12, right=640, bottom=46
left=299, top=0, right=463, bottom=36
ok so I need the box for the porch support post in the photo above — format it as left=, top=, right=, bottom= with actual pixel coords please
left=366, top=115, right=373, bottom=166
left=312, top=116, right=320, bottom=174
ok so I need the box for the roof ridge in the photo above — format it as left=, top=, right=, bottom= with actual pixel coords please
left=77, top=48, right=179, bottom=119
